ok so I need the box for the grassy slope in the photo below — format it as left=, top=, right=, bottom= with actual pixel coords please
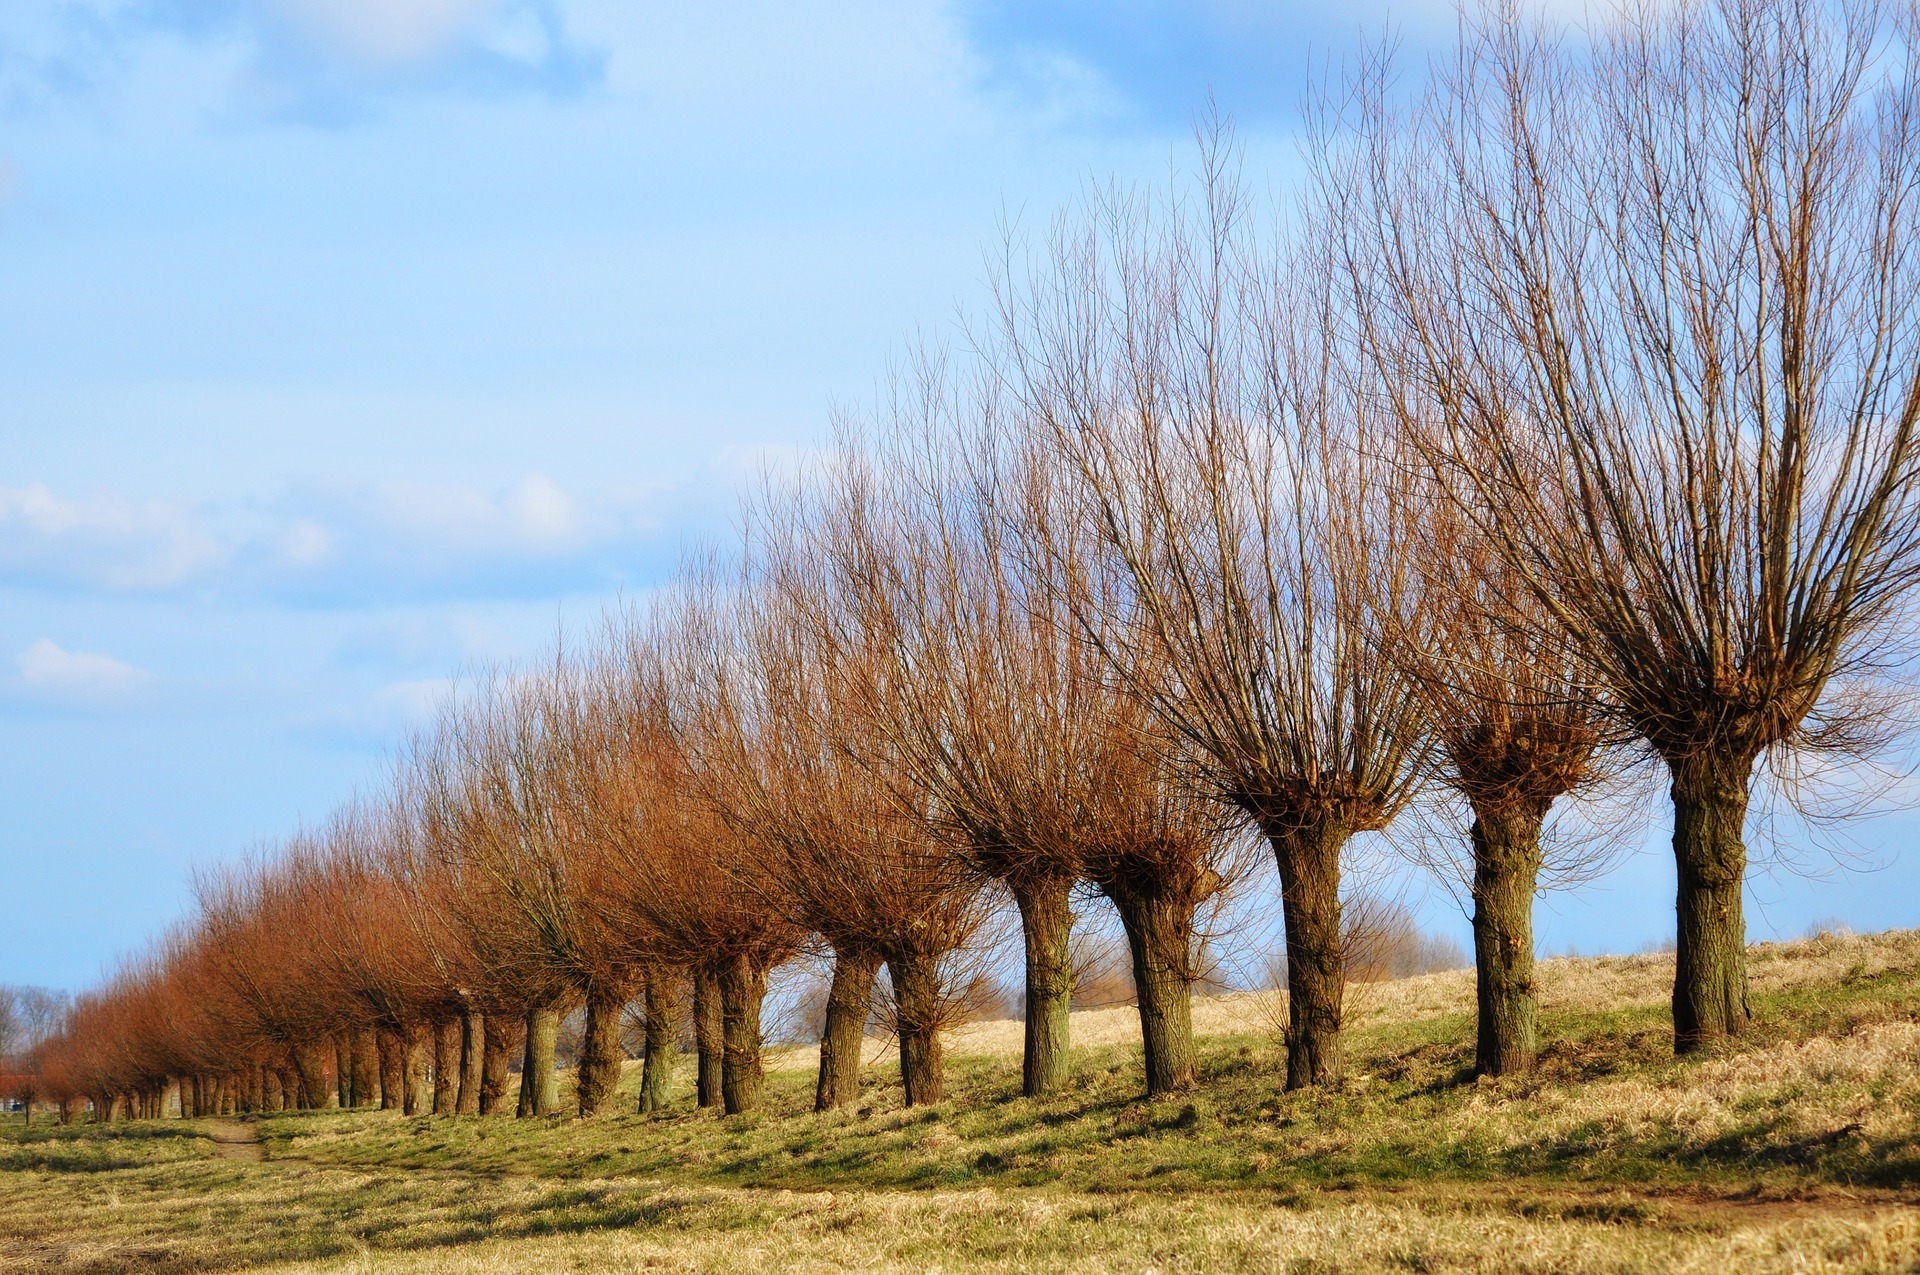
left=4, top=930, right=1920, bottom=1273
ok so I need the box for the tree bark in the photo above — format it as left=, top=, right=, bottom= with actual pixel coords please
left=815, top=947, right=880, bottom=1111
left=376, top=1028, right=405, bottom=1111
left=1268, top=815, right=1348, bottom=1090
left=1105, top=879, right=1198, bottom=1096
left=517, top=1004, right=561, bottom=1117
left=481, top=1013, right=517, bottom=1115
left=292, top=1041, right=330, bottom=1110
left=1012, top=872, right=1075, bottom=1098
left=889, top=952, right=946, bottom=1106
left=693, top=967, right=723, bottom=1109
left=577, top=986, right=625, bottom=1117
left=432, top=1019, right=461, bottom=1115
left=402, top=1028, right=429, bottom=1115
left=352, top=1027, right=379, bottom=1108
left=1670, top=750, right=1756, bottom=1052
left=1469, top=799, right=1548, bottom=1076
left=638, top=966, right=680, bottom=1116
left=456, top=1012, right=484, bottom=1115
left=718, top=955, right=767, bottom=1115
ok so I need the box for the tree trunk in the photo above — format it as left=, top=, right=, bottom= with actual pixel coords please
left=293, top=1041, right=329, bottom=1110
left=693, top=967, right=723, bottom=1109
left=1469, top=799, right=1548, bottom=1077
left=432, top=1020, right=461, bottom=1115
left=353, top=1027, right=380, bottom=1108
left=1670, top=750, right=1756, bottom=1052
left=517, top=1004, right=560, bottom=1117
left=577, top=986, right=625, bottom=1117
left=718, top=955, right=767, bottom=1115
left=1268, top=815, right=1348, bottom=1090
left=638, top=966, right=680, bottom=1116
left=1105, top=879, right=1198, bottom=1096
left=335, top=1035, right=351, bottom=1109
left=457, top=1012, right=484, bottom=1115
left=402, top=1028, right=429, bottom=1115
left=815, top=947, right=880, bottom=1112
left=377, top=1029, right=405, bottom=1111
left=889, top=952, right=946, bottom=1106
left=1012, top=872, right=1075, bottom=1098
left=481, top=1013, right=517, bottom=1115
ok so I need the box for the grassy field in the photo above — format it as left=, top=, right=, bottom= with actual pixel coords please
left=5, top=929, right=1920, bottom=1272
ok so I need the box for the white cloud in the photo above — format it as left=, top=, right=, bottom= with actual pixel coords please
left=273, top=0, right=497, bottom=66
left=0, top=484, right=229, bottom=592
left=507, top=472, right=579, bottom=543
left=17, top=639, right=151, bottom=698
left=0, top=472, right=678, bottom=603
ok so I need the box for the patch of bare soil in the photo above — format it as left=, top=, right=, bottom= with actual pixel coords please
left=206, top=1120, right=263, bottom=1163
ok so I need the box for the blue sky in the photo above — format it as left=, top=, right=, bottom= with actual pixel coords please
left=2, top=0, right=1916, bottom=992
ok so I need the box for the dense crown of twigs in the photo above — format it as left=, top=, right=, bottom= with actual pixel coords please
left=19, top=0, right=1920, bottom=1125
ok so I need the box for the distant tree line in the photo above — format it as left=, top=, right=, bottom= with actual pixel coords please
left=21, top=0, right=1920, bottom=1126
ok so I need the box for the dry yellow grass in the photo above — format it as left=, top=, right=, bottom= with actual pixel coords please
left=8, top=928, right=1920, bottom=1273
left=757, top=927, right=1920, bottom=1072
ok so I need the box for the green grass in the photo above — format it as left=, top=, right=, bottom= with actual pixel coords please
left=5, top=930, right=1920, bottom=1272
left=263, top=956, right=1920, bottom=1198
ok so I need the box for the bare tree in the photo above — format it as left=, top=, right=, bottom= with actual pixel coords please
left=1357, top=0, right=1920, bottom=1050
left=575, top=616, right=803, bottom=1117
left=998, top=143, right=1429, bottom=1089
left=421, top=670, right=639, bottom=1116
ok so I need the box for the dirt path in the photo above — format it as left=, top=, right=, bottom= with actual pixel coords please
left=205, top=1120, right=263, bottom=1162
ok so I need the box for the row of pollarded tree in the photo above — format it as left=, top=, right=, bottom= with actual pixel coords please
left=28, top=0, right=1920, bottom=1124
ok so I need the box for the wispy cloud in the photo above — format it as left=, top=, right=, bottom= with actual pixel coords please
left=0, top=0, right=604, bottom=123
left=16, top=638, right=152, bottom=700
left=0, top=485, right=229, bottom=591
left=0, top=470, right=704, bottom=604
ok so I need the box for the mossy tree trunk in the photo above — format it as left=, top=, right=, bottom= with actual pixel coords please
left=815, top=947, right=880, bottom=1111
left=718, top=955, right=767, bottom=1115
left=1469, top=798, right=1548, bottom=1076
left=335, top=1035, right=352, bottom=1109
left=1105, top=879, right=1198, bottom=1096
left=693, top=967, right=724, bottom=1109
left=638, top=965, right=680, bottom=1116
left=1012, top=871, right=1075, bottom=1098
left=457, top=1012, right=484, bottom=1115
left=577, top=986, right=626, bottom=1117
left=480, top=1013, right=516, bottom=1115
left=1669, top=749, right=1757, bottom=1052
left=889, top=951, right=946, bottom=1107
left=1268, top=815, right=1349, bottom=1090
left=517, top=1004, right=561, bottom=1117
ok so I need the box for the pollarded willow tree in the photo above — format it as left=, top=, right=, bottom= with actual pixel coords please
left=802, top=393, right=1244, bottom=1097
left=1000, top=148, right=1430, bottom=1089
left=685, top=527, right=995, bottom=1111
left=420, top=670, right=639, bottom=1116
left=576, top=617, right=803, bottom=1118
left=1363, top=0, right=1920, bottom=1050
left=1370, top=478, right=1623, bottom=1075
